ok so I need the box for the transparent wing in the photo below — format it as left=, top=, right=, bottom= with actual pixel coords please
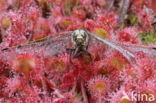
left=87, top=31, right=156, bottom=64
left=88, top=31, right=136, bottom=62
left=0, top=31, right=73, bottom=57
left=115, top=42, right=156, bottom=59
left=43, top=34, right=72, bottom=57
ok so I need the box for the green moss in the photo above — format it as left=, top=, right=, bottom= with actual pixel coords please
left=139, top=32, right=156, bottom=43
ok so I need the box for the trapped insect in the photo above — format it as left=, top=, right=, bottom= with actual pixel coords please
left=68, top=29, right=156, bottom=64
left=66, top=29, right=91, bottom=58
left=1, top=29, right=156, bottom=64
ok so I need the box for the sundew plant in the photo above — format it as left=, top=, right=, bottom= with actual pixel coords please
left=0, top=0, right=156, bottom=103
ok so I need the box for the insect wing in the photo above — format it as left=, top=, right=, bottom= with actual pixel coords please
left=87, top=31, right=136, bottom=63
left=88, top=30, right=156, bottom=62
left=0, top=32, right=72, bottom=58
left=43, top=34, right=72, bottom=57
left=115, top=42, right=156, bottom=60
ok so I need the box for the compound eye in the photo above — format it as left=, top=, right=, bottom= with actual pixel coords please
left=74, top=37, right=77, bottom=41
left=72, top=33, right=77, bottom=41
left=81, top=33, right=86, bottom=39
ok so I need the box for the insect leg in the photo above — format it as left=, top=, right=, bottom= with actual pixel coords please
left=72, top=50, right=92, bottom=59
left=66, top=48, right=75, bottom=51
left=72, top=51, right=84, bottom=58
left=71, top=47, right=80, bottom=58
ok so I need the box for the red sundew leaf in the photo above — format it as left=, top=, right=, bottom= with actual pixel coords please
left=135, top=57, right=156, bottom=80
left=79, top=0, right=92, bottom=9
left=32, top=77, right=56, bottom=93
left=27, top=7, right=40, bottom=21
left=84, top=19, right=96, bottom=30
left=131, top=0, right=153, bottom=12
left=79, top=66, right=94, bottom=81
left=97, top=12, right=118, bottom=29
left=44, top=56, right=69, bottom=77
left=117, top=27, right=140, bottom=44
left=7, top=76, right=21, bottom=93
left=72, top=8, right=86, bottom=20
left=105, top=50, right=130, bottom=71
left=131, top=0, right=144, bottom=12
left=86, top=21, right=112, bottom=38
left=92, top=27, right=109, bottom=39
left=34, top=17, right=51, bottom=35
left=53, top=94, right=81, bottom=103
left=109, top=88, right=131, bottom=103
left=71, top=53, right=93, bottom=66
left=0, top=60, right=12, bottom=77
left=12, top=54, right=36, bottom=78
left=88, top=97, right=97, bottom=103
left=32, top=78, right=43, bottom=88
left=21, top=0, right=39, bottom=8
left=62, top=92, right=81, bottom=103
left=7, top=34, right=27, bottom=47
left=72, top=56, right=94, bottom=80
left=0, top=0, right=8, bottom=12
left=1, top=17, right=11, bottom=28
left=87, top=75, right=111, bottom=98
left=0, top=77, right=9, bottom=97
left=7, top=77, right=37, bottom=99
left=120, top=66, right=138, bottom=79
left=60, top=82, right=74, bottom=89
left=50, top=6, right=63, bottom=19
left=106, top=72, right=121, bottom=91
left=141, top=68, right=155, bottom=80
left=6, top=0, right=21, bottom=10
left=60, top=69, right=79, bottom=89
left=93, top=60, right=115, bottom=76
left=66, top=24, right=84, bottom=31
left=9, top=15, right=27, bottom=36
left=61, top=72, right=75, bottom=89
left=110, top=56, right=129, bottom=71
left=59, top=18, right=74, bottom=28
left=137, top=7, right=154, bottom=31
